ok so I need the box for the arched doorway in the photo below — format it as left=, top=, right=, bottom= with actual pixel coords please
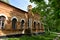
left=12, top=18, right=17, bottom=30
left=0, top=16, right=6, bottom=29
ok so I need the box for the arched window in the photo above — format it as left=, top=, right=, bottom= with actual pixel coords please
left=20, top=20, right=24, bottom=29
left=12, top=18, right=17, bottom=30
left=38, top=23, right=40, bottom=29
left=34, top=22, right=36, bottom=29
left=0, top=16, right=6, bottom=29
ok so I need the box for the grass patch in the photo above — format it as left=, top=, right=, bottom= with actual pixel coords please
left=8, top=34, right=57, bottom=40
left=8, top=31, right=57, bottom=40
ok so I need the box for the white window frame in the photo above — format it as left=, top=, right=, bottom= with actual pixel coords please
left=0, top=14, right=8, bottom=20
left=12, top=18, right=17, bottom=29
left=11, top=16, right=18, bottom=21
left=20, top=19, right=25, bottom=22
left=20, top=19, right=25, bottom=34
left=0, top=16, right=6, bottom=29
left=0, top=14, right=8, bottom=29
left=20, top=18, right=25, bottom=28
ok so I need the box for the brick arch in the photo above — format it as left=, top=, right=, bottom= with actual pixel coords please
left=0, top=14, right=8, bottom=20
left=20, top=19, right=25, bottom=34
left=11, top=16, right=18, bottom=21
left=20, top=18, right=25, bottom=22
left=33, top=20, right=37, bottom=29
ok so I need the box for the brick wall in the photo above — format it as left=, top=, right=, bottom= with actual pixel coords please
left=0, top=1, right=44, bottom=36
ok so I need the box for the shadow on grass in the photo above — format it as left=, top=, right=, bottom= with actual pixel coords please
left=8, top=35, right=53, bottom=40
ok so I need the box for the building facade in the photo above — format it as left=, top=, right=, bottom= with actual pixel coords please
left=0, top=1, right=44, bottom=36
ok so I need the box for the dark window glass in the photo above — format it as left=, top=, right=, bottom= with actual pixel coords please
left=12, top=18, right=17, bottom=29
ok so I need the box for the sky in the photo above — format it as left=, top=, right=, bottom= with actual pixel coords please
left=9, top=0, right=36, bottom=11
left=9, top=0, right=48, bottom=11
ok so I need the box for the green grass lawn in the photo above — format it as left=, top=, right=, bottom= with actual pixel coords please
left=8, top=33, right=57, bottom=40
left=7, top=31, right=58, bottom=40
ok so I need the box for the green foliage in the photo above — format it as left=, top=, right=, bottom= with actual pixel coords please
left=30, top=0, right=60, bottom=32
left=8, top=0, right=60, bottom=40
left=8, top=32, right=57, bottom=40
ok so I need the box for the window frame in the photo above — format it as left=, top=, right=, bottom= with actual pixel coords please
left=33, top=20, right=37, bottom=29
left=37, top=21, right=40, bottom=30
left=20, top=19, right=25, bottom=29
left=0, top=16, right=6, bottom=29
left=11, top=16, right=18, bottom=30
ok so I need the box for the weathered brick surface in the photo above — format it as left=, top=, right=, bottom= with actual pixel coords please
left=0, top=1, right=44, bottom=36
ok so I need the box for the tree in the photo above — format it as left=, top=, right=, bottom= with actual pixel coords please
left=30, top=0, right=60, bottom=32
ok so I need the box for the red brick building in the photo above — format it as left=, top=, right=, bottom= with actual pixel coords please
left=0, top=1, right=44, bottom=36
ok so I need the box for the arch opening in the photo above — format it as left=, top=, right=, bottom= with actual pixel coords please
left=0, top=16, right=6, bottom=29
left=33, top=22, right=36, bottom=29
left=20, top=20, right=24, bottom=29
left=38, top=23, right=40, bottom=29
left=12, top=18, right=17, bottom=30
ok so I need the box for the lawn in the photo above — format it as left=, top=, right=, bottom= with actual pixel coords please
left=8, top=32, right=57, bottom=40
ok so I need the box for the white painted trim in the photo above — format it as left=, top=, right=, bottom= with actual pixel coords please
left=0, top=14, right=8, bottom=29
left=11, top=16, right=18, bottom=21
left=0, top=14, right=8, bottom=20
left=20, top=18, right=25, bottom=22
left=38, top=21, right=40, bottom=23
left=33, top=20, right=37, bottom=23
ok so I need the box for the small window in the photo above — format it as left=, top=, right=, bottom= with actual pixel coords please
left=38, top=23, right=40, bottom=29
left=20, top=20, right=24, bottom=29
left=12, top=18, right=17, bottom=30
left=34, top=22, right=36, bottom=29
left=0, top=16, right=6, bottom=29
